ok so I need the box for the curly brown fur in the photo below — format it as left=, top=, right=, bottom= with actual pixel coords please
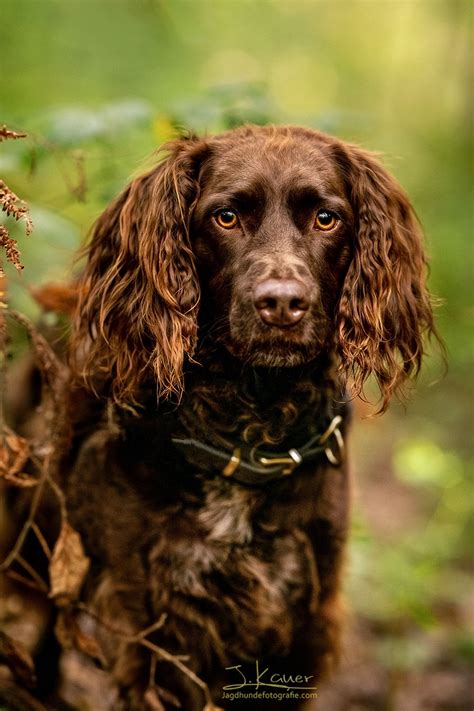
left=332, top=141, right=437, bottom=412
left=70, top=136, right=209, bottom=404
left=58, top=125, right=439, bottom=710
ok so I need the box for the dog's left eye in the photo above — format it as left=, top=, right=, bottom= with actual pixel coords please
left=314, top=209, right=338, bottom=231
left=214, top=209, right=239, bottom=230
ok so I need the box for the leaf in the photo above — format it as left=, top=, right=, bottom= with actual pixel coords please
left=3, top=470, right=39, bottom=487
left=74, top=623, right=107, bottom=666
left=49, top=522, right=90, bottom=606
left=0, top=630, right=36, bottom=688
left=154, top=684, right=181, bottom=708
left=144, top=687, right=166, bottom=711
left=55, top=609, right=106, bottom=666
left=54, top=609, right=75, bottom=649
left=0, top=428, right=29, bottom=475
left=31, top=282, right=78, bottom=316
left=0, top=426, right=36, bottom=486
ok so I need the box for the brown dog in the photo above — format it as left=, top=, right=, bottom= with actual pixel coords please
left=58, top=125, right=437, bottom=710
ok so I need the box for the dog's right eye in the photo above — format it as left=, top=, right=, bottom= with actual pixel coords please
left=214, top=209, right=239, bottom=229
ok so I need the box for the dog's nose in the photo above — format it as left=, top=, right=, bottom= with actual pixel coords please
left=253, top=279, right=310, bottom=327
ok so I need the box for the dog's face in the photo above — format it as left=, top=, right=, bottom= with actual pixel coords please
left=73, top=125, right=437, bottom=410
left=191, top=132, right=354, bottom=367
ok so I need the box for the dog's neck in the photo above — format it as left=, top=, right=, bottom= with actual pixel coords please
left=174, top=345, right=343, bottom=452
left=91, top=345, right=346, bottom=460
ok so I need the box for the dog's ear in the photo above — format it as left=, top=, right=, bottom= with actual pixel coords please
left=333, top=142, right=439, bottom=412
left=71, top=136, right=209, bottom=405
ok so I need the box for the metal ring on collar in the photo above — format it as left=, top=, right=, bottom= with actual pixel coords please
left=319, top=415, right=343, bottom=445
left=322, top=421, right=344, bottom=466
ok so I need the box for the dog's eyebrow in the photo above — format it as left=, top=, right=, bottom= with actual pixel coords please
left=287, top=184, right=349, bottom=215
left=199, top=184, right=267, bottom=214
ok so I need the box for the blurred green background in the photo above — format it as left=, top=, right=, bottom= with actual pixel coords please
left=1, top=0, right=472, bottom=707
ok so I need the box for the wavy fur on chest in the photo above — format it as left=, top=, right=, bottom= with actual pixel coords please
left=65, top=354, right=346, bottom=683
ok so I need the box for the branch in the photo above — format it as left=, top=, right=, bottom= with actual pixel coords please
left=75, top=603, right=221, bottom=711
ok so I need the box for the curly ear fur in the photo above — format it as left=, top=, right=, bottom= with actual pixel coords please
left=334, top=143, right=439, bottom=412
left=70, top=136, right=209, bottom=404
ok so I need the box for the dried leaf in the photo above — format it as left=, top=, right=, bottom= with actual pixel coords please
left=144, top=687, right=166, bottom=711
left=0, top=181, right=33, bottom=238
left=74, top=623, right=106, bottom=666
left=54, top=609, right=75, bottom=649
left=49, top=522, right=90, bottom=606
left=3, top=471, right=39, bottom=487
left=0, top=426, right=33, bottom=486
left=55, top=609, right=106, bottom=666
left=0, top=125, right=27, bottom=141
left=31, top=282, right=78, bottom=316
left=3, top=430, right=29, bottom=474
left=154, top=684, right=181, bottom=708
left=0, top=630, right=36, bottom=688
left=0, top=225, right=24, bottom=271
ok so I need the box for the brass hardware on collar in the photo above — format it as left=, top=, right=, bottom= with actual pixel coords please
left=222, top=448, right=241, bottom=477
left=177, top=411, right=346, bottom=486
left=319, top=415, right=342, bottom=444
left=319, top=415, right=344, bottom=466
left=259, top=448, right=303, bottom=476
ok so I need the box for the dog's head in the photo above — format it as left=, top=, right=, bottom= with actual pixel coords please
left=72, top=125, right=437, bottom=410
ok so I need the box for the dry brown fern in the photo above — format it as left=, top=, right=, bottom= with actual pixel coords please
left=0, top=126, right=32, bottom=275
left=0, top=125, right=26, bottom=142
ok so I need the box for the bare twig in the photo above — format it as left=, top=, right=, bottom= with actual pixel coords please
left=135, top=614, right=167, bottom=640
left=0, top=460, right=49, bottom=571
left=148, top=653, right=157, bottom=691
left=1, top=447, right=66, bottom=573
left=75, top=603, right=216, bottom=710
left=43, top=461, right=68, bottom=522
left=6, top=569, right=45, bottom=593
left=31, top=521, right=52, bottom=560
left=140, top=638, right=215, bottom=708
left=15, top=555, right=49, bottom=593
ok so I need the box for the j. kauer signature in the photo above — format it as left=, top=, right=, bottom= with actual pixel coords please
left=223, top=660, right=318, bottom=691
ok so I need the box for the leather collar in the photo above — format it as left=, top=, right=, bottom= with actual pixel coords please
left=172, top=415, right=345, bottom=487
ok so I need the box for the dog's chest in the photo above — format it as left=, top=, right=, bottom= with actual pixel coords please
left=148, top=478, right=318, bottom=660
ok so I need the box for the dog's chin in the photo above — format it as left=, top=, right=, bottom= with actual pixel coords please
left=245, top=350, right=309, bottom=368
left=224, top=336, right=321, bottom=368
